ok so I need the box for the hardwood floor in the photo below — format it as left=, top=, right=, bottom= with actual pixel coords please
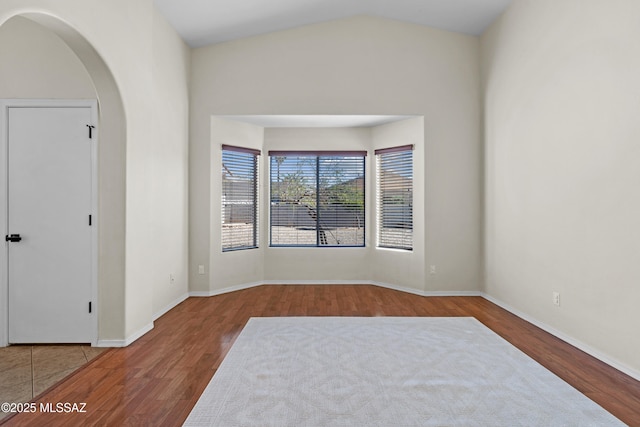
left=2, top=285, right=639, bottom=426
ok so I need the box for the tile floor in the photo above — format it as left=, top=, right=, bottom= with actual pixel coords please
left=0, top=345, right=108, bottom=421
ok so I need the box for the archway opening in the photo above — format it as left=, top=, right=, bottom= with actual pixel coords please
left=0, top=12, right=127, bottom=345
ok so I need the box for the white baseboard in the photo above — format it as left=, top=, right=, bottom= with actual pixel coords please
left=370, top=280, right=426, bottom=296
left=96, top=322, right=154, bottom=348
left=425, top=290, right=483, bottom=297
left=95, top=339, right=125, bottom=347
left=153, top=293, right=189, bottom=321
left=190, top=280, right=482, bottom=299
left=223, top=280, right=429, bottom=296
left=97, top=293, right=189, bottom=347
left=262, top=280, right=372, bottom=286
left=189, top=281, right=264, bottom=297
left=482, top=293, right=640, bottom=382
left=370, top=280, right=483, bottom=297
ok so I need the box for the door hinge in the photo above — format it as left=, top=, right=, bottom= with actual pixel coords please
left=89, top=301, right=92, bottom=313
left=89, top=214, right=92, bottom=226
left=86, top=124, right=95, bottom=139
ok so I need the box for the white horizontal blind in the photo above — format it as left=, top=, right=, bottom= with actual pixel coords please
left=222, top=145, right=259, bottom=251
left=270, top=152, right=365, bottom=247
left=376, top=145, right=413, bottom=250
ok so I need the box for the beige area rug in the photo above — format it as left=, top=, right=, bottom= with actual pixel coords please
left=184, top=317, right=623, bottom=426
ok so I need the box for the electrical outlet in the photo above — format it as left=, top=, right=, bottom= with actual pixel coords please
left=198, top=265, right=205, bottom=275
left=170, top=274, right=175, bottom=285
left=553, top=292, right=560, bottom=307
left=430, top=265, right=436, bottom=274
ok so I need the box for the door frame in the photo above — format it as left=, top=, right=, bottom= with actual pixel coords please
left=0, top=99, right=98, bottom=347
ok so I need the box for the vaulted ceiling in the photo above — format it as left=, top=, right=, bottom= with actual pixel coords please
left=153, top=0, right=514, bottom=47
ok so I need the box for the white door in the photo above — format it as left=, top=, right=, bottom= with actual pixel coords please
left=7, top=105, right=95, bottom=343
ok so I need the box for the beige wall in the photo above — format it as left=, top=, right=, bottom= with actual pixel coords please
left=0, top=0, right=190, bottom=344
left=190, top=16, right=483, bottom=294
left=150, top=8, right=191, bottom=318
left=371, top=118, right=426, bottom=290
left=482, top=0, right=640, bottom=375
left=209, top=117, right=264, bottom=290
left=0, top=17, right=95, bottom=97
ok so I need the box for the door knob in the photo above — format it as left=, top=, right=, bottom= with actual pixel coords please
left=5, top=234, right=22, bottom=242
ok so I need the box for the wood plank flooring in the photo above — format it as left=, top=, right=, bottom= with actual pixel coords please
left=2, top=285, right=639, bottom=426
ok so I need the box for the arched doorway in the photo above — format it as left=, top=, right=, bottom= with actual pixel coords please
left=0, top=12, right=127, bottom=346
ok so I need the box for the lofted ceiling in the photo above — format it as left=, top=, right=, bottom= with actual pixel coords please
left=153, top=0, right=514, bottom=48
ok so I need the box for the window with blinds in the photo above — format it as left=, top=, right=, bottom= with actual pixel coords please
left=222, top=145, right=259, bottom=251
left=269, top=151, right=366, bottom=247
left=376, top=145, right=413, bottom=250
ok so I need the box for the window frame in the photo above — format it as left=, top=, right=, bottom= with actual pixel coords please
left=375, top=144, right=414, bottom=251
left=221, top=144, right=260, bottom=252
left=268, top=150, right=367, bottom=248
